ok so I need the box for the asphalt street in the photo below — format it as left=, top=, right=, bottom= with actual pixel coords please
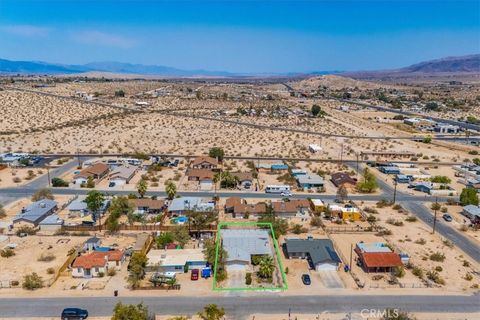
left=0, top=294, right=479, bottom=318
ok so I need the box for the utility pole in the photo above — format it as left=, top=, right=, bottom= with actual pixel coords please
left=355, top=152, right=359, bottom=175
left=340, top=143, right=344, bottom=165
left=47, top=166, right=51, bottom=187
left=393, top=179, right=398, bottom=204
left=432, top=196, right=439, bottom=234
left=76, top=148, right=81, bottom=168
left=349, top=243, right=353, bottom=272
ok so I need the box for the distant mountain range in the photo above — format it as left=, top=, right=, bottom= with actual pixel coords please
left=0, top=54, right=478, bottom=78
left=342, top=54, right=480, bottom=79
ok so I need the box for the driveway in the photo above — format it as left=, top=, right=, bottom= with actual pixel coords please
left=318, top=271, right=344, bottom=288
left=226, top=270, right=246, bottom=289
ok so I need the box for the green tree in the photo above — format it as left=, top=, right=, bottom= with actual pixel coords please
left=51, top=177, right=68, bottom=187
left=114, top=89, right=125, bottom=97
left=422, top=136, right=432, bottom=144
left=156, top=232, right=174, bottom=248
left=209, top=147, right=225, bottom=162
left=128, top=252, right=148, bottom=289
left=425, top=101, right=439, bottom=111
left=112, top=302, right=151, bottom=320
left=166, top=181, right=177, bottom=200
left=430, top=176, right=451, bottom=184
left=203, top=239, right=227, bottom=282
left=336, top=185, right=348, bottom=202
left=186, top=211, right=217, bottom=230
left=86, top=176, right=95, bottom=188
left=197, top=304, right=225, bottom=320
left=258, top=255, right=275, bottom=279
left=171, top=226, right=190, bottom=248
left=137, top=179, right=148, bottom=198
left=311, top=104, right=321, bottom=116
left=85, top=190, right=105, bottom=220
left=473, top=158, right=480, bottom=166
left=31, top=188, right=54, bottom=202
left=460, top=187, right=479, bottom=206
left=356, top=167, right=378, bottom=193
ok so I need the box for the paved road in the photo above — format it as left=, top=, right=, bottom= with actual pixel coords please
left=340, top=99, right=480, bottom=133
left=0, top=295, right=478, bottom=318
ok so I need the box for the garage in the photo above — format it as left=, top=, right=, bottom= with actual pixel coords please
left=315, top=262, right=338, bottom=271
left=225, top=260, right=248, bottom=271
left=200, top=179, right=213, bottom=191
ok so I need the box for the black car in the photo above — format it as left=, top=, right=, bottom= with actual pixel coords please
left=301, top=274, right=311, bottom=285
left=442, top=214, right=453, bottom=222
left=61, top=308, right=88, bottom=319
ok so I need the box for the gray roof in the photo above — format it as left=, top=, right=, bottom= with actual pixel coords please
left=39, top=214, right=64, bottom=226
left=85, top=236, right=101, bottom=244
left=463, top=205, right=480, bottom=217
left=297, top=174, right=324, bottom=185
left=13, top=199, right=57, bottom=225
left=221, top=229, right=272, bottom=263
left=109, top=165, right=137, bottom=180
left=285, top=238, right=341, bottom=265
left=67, top=196, right=109, bottom=212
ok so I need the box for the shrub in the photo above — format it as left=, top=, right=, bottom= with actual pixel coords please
left=47, top=267, right=55, bottom=275
left=405, top=216, right=417, bottom=222
left=98, top=272, right=105, bottom=278
left=51, top=177, right=69, bottom=187
left=426, top=270, right=445, bottom=285
left=412, top=267, right=424, bottom=279
left=435, top=266, right=443, bottom=272
left=10, top=280, right=19, bottom=287
left=38, top=253, right=56, bottom=262
left=442, top=239, right=454, bottom=248
left=16, top=226, right=36, bottom=236
left=464, top=273, right=473, bottom=281
left=414, top=238, right=426, bottom=245
left=376, top=199, right=392, bottom=208
left=0, top=248, right=15, bottom=258
left=429, top=252, right=445, bottom=262
left=366, top=215, right=377, bottom=223
left=22, top=273, right=44, bottom=290
left=107, top=268, right=117, bottom=277
left=245, top=272, right=252, bottom=285
left=393, top=266, right=405, bottom=278
left=463, top=260, right=470, bottom=267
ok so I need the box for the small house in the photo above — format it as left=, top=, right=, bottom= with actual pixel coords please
left=72, top=250, right=124, bottom=278
left=84, top=236, right=102, bottom=251
left=297, top=174, right=324, bottom=190
left=190, top=156, right=219, bottom=170
left=231, top=172, right=254, bottom=189
left=395, top=174, right=411, bottom=184
left=108, top=165, right=138, bottom=186
left=462, top=205, right=480, bottom=224
left=73, top=163, right=109, bottom=185
left=39, top=214, right=64, bottom=232
left=146, top=249, right=207, bottom=273
left=129, top=198, right=165, bottom=215
left=284, top=237, right=341, bottom=271
left=13, top=199, right=58, bottom=227
left=379, top=166, right=401, bottom=175
left=272, top=199, right=310, bottom=218
left=167, top=197, right=215, bottom=215
left=224, top=197, right=266, bottom=218
left=330, top=172, right=357, bottom=188
left=355, top=243, right=402, bottom=273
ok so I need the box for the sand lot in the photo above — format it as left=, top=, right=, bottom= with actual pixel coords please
left=0, top=167, right=45, bottom=187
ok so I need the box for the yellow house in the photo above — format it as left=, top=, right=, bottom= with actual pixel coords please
left=340, top=207, right=362, bottom=221
left=310, top=199, right=325, bottom=214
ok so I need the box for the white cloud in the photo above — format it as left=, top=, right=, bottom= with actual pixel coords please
left=0, top=24, right=51, bottom=37
left=72, top=30, right=136, bottom=49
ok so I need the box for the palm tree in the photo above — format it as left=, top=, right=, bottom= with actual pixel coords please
left=213, top=172, right=221, bottom=192
left=136, top=179, right=147, bottom=198
left=166, top=181, right=177, bottom=200
left=258, top=255, right=275, bottom=279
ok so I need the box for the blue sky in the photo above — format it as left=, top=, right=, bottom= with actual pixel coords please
left=0, top=0, right=479, bottom=73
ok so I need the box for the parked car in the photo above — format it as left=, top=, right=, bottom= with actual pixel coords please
left=108, top=182, right=116, bottom=188
left=280, top=191, right=292, bottom=197
left=61, top=308, right=88, bottom=320
left=191, top=269, right=199, bottom=281
left=301, top=274, right=311, bottom=285
left=442, top=214, right=453, bottom=222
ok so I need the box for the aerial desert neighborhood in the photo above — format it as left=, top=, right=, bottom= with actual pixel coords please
left=0, top=1, right=480, bottom=320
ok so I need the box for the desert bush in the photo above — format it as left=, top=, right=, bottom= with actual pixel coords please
left=393, top=266, right=405, bottom=278
left=16, top=226, right=36, bottom=236
left=463, top=260, right=470, bottom=267
left=414, top=238, right=426, bottom=245
left=38, top=253, right=56, bottom=262
left=22, top=273, right=44, bottom=290
left=98, top=272, right=105, bottom=278
left=412, top=267, right=424, bottom=279
left=0, top=248, right=15, bottom=258
left=405, top=216, right=417, bottom=222
left=245, top=272, right=252, bottom=285
left=435, top=266, right=443, bottom=272
left=426, top=270, right=445, bottom=285
left=464, top=273, right=473, bottom=281
left=429, top=252, right=445, bottom=262
left=47, top=267, right=55, bottom=275
left=442, top=239, right=454, bottom=248
left=107, top=268, right=117, bottom=277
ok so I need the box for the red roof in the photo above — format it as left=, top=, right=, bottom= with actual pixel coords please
left=72, top=250, right=123, bottom=269
left=359, top=252, right=402, bottom=268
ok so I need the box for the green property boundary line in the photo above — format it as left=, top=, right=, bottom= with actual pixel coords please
left=212, top=221, right=288, bottom=292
